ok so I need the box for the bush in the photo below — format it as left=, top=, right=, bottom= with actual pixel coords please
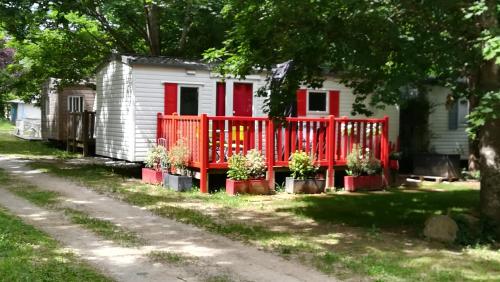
left=346, top=145, right=382, bottom=176
left=246, top=149, right=267, bottom=179
left=145, top=144, right=168, bottom=171
left=167, top=139, right=191, bottom=175
left=346, top=145, right=364, bottom=176
left=227, top=154, right=249, bottom=181
left=289, top=151, right=317, bottom=180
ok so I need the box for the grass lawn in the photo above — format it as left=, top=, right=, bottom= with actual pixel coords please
left=0, top=118, right=13, bottom=131
left=0, top=119, right=77, bottom=158
left=27, top=160, right=500, bottom=282
left=0, top=207, right=111, bottom=281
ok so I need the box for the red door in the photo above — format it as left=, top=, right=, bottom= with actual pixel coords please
left=233, top=83, right=252, bottom=116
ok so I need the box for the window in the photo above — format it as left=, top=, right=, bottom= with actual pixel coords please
left=458, top=100, right=469, bottom=125
left=179, top=87, right=198, bottom=115
left=68, top=96, right=84, bottom=113
left=448, top=99, right=469, bottom=130
left=308, top=91, right=328, bottom=113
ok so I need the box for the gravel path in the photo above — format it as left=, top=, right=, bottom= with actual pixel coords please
left=0, top=157, right=335, bottom=282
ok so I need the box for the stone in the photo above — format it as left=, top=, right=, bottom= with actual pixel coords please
left=423, top=215, right=458, bottom=243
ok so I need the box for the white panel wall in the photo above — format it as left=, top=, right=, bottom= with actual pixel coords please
left=131, top=67, right=268, bottom=161
left=309, top=79, right=400, bottom=143
left=98, top=60, right=401, bottom=162
left=20, top=104, right=41, bottom=120
left=132, top=66, right=217, bottom=161
left=427, top=86, right=469, bottom=159
left=95, top=61, right=134, bottom=161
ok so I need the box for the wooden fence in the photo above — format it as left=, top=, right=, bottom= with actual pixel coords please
left=157, top=113, right=390, bottom=193
left=67, top=111, right=95, bottom=156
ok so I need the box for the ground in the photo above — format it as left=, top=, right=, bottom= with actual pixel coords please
left=0, top=119, right=499, bottom=281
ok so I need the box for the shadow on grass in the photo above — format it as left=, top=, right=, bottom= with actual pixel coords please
left=0, top=133, right=75, bottom=158
left=278, top=189, right=479, bottom=230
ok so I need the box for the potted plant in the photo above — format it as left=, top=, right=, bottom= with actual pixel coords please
left=142, top=144, right=168, bottom=185
left=285, top=151, right=325, bottom=194
left=246, top=149, right=269, bottom=194
left=226, top=154, right=249, bottom=195
left=344, top=145, right=383, bottom=192
left=389, top=151, right=401, bottom=171
left=165, top=139, right=192, bottom=192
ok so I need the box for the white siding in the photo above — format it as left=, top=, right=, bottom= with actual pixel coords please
left=307, top=79, right=400, bottom=143
left=428, top=86, right=469, bottom=159
left=100, top=61, right=399, bottom=162
left=132, top=67, right=269, bottom=161
left=95, top=61, right=135, bottom=161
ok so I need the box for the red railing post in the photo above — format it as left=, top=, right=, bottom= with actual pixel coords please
left=156, top=113, right=162, bottom=143
left=327, top=115, right=335, bottom=188
left=267, top=118, right=275, bottom=190
left=382, top=115, right=390, bottom=186
left=199, top=114, right=209, bottom=193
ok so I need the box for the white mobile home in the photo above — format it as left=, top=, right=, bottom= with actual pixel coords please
left=427, top=86, right=470, bottom=159
left=95, top=54, right=400, bottom=162
left=8, top=99, right=42, bottom=140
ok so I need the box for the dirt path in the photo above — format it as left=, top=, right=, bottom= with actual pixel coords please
left=0, top=157, right=335, bottom=282
left=0, top=187, right=198, bottom=282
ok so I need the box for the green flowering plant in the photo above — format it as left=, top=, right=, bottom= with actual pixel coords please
left=145, top=144, right=168, bottom=171
left=346, top=144, right=382, bottom=176
left=228, top=154, right=249, bottom=181
left=289, top=151, right=318, bottom=180
left=167, top=139, right=191, bottom=175
left=346, top=144, right=364, bottom=176
left=246, top=149, right=267, bottom=179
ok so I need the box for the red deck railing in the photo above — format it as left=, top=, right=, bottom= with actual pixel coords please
left=157, top=113, right=390, bottom=193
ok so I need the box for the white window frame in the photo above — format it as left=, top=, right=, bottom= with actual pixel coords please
left=306, top=90, right=329, bottom=115
left=67, top=96, right=84, bottom=113
left=177, top=85, right=200, bottom=115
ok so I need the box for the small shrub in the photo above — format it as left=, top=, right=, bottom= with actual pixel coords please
left=289, top=151, right=317, bottom=180
left=227, top=154, right=249, bottom=180
left=145, top=145, right=168, bottom=171
left=389, top=151, right=402, bottom=160
left=246, top=149, right=267, bottom=179
left=346, top=145, right=382, bottom=176
left=362, top=153, right=382, bottom=175
left=167, top=139, right=191, bottom=175
left=346, top=145, right=364, bottom=176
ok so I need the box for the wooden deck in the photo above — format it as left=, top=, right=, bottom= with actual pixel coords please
left=67, top=111, right=96, bottom=156
left=157, top=114, right=390, bottom=193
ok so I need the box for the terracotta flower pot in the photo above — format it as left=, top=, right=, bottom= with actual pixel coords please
left=344, top=175, right=383, bottom=192
left=142, top=168, right=163, bottom=185
left=248, top=179, right=270, bottom=195
left=285, top=177, right=325, bottom=194
left=226, top=179, right=248, bottom=195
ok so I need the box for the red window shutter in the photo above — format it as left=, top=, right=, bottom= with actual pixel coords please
left=216, top=82, right=226, bottom=116
left=296, top=89, right=307, bottom=116
left=164, top=83, right=177, bottom=114
left=329, top=90, right=340, bottom=117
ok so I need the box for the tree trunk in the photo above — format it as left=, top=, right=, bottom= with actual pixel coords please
left=479, top=0, right=499, bottom=234
left=179, top=0, right=193, bottom=52
left=480, top=117, right=500, bottom=233
left=468, top=95, right=480, bottom=171
left=144, top=2, right=161, bottom=56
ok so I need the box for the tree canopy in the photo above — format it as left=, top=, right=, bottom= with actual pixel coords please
left=0, top=0, right=228, bottom=102
left=205, top=0, right=500, bottom=233
left=1, top=0, right=500, bottom=233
